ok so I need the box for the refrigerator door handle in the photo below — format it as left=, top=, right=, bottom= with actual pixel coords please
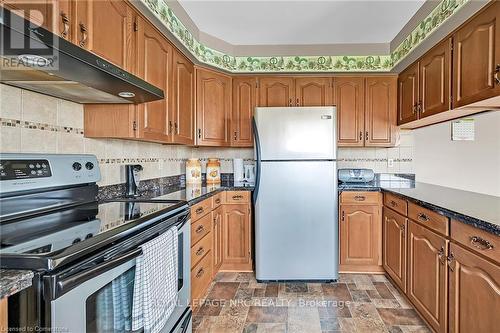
left=252, top=117, right=261, bottom=204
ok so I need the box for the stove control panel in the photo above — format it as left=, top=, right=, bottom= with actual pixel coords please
left=0, top=154, right=101, bottom=194
left=0, top=159, right=52, bottom=180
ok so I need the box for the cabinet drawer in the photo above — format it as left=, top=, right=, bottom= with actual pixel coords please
left=384, top=193, right=408, bottom=216
left=408, top=202, right=449, bottom=236
left=191, top=232, right=212, bottom=268
left=191, top=198, right=212, bottom=222
left=451, top=219, right=499, bottom=264
left=225, top=191, right=250, bottom=204
left=212, top=192, right=223, bottom=208
left=191, top=251, right=212, bottom=302
left=341, top=191, right=381, bottom=205
left=191, top=213, right=211, bottom=246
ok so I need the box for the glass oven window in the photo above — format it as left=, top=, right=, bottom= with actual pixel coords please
left=86, top=266, right=136, bottom=333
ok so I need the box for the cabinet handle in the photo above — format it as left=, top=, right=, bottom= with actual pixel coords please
left=234, top=131, right=237, bottom=140
left=60, top=12, right=69, bottom=38
left=400, top=224, right=405, bottom=237
left=447, top=252, right=455, bottom=271
left=196, top=247, right=205, bottom=256
left=390, top=200, right=398, bottom=207
left=354, top=195, right=365, bottom=201
left=196, top=267, right=205, bottom=278
left=169, top=121, right=173, bottom=134
left=289, top=98, right=292, bottom=106
left=438, top=246, right=446, bottom=265
left=470, top=236, right=494, bottom=251
left=232, top=194, right=243, bottom=200
left=215, top=198, right=221, bottom=204
left=418, top=102, right=423, bottom=114
left=296, top=98, right=299, bottom=106
left=341, top=210, right=345, bottom=221
left=79, top=23, right=88, bottom=47
left=195, top=207, right=204, bottom=214
left=359, top=131, right=363, bottom=140
left=174, top=122, right=178, bottom=134
left=365, top=131, right=368, bottom=141
left=198, top=129, right=202, bottom=139
left=417, top=213, right=430, bottom=222
left=495, top=65, right=500, bottom=85
left=195, top=225, right=204, bottom=234
left=412, top=104, right=416, bottom=114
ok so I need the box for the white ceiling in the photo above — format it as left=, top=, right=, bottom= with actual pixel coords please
left=178, top=0, right=426, bottom=46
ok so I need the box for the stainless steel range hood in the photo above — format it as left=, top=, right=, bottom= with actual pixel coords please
left=0, top=8, right=164, bottom=104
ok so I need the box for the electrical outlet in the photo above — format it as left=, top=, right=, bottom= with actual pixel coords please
left=388, top=158, right=394, bottom=168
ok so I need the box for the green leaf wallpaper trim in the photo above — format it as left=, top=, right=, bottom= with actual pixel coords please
left=141, top=0, right=471, bottom=73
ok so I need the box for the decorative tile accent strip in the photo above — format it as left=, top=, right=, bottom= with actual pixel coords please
left=141, top=0, right=470, bottom=73
left=338, top=158, right=413, bottom=163
left=98, top=157, right=254, bottom=164
left=0, top=118, right=84, bottom=134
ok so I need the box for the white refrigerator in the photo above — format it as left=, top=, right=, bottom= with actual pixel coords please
left=253, top=106, right=338, bottom=281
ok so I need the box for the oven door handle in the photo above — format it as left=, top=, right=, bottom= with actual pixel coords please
left=44, top=247, right=142, bottom=300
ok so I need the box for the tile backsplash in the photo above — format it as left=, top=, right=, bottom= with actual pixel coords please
left=1, top=84, right=413, bottom=186
left=0, top=85, right=253, bottom=187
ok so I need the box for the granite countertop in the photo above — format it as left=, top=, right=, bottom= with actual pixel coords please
left=338, top=174, right=500, bottom=235
left=0, top=269, right=34, bottom=299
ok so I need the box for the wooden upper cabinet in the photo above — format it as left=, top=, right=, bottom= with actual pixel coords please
left=340, top=203, right=382, bottom=269
left=398, top=62, right=419, bottom=125
left=420, top=38, right=451, bottom=117
left=453, top=1, right=500, bottom=108
left=448, top=243, right=500, bottom=333
left=196, top=68, right=231, bottom=146
left=295, top=77, right=332, bottom=106
left=222, top=204, right=251, bottom=268
left=407, top=221, right=448, bottom=333
left=172, top=50, right=194, bottom=145
left=2, top=0, right=57, bottom=32
left=232, top=77, right=256, bottom=147
left=258, top=77, right=294, bottom=107
left=334, top=77, right=365, bottom=147
left=78, top=0, right=135, bottom=72
left=382, top=207, right=407, bottom=292
left=365, top=77, right=398, bottom=146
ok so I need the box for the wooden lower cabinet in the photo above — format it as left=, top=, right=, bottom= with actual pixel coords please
left=382, top=207, right=407, bottom=292
left=0, top=298, right=6, bottom=332
left=221, top=203, right=252, bottom=271
left=448, top=243, right=500, bottom=333
left=407, top=220, right=448, bottom=333
left=339, top=192, right=382, bottom=272
left=212, top=205, right=223, bottom=276
left=191, top=248, right=212, bottom=303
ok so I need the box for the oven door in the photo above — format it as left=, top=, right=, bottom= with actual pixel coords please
left=46, top=218, right=191, bottom=333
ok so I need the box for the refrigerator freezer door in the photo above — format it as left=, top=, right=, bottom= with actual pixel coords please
left=255, top=161, right=338, bottom=281
left=254, top=107, right=336, bottom=160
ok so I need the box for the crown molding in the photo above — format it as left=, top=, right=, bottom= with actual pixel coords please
left=134, top=0, right=489, bottom=73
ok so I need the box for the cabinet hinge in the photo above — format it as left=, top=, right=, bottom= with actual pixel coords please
left=132, top=121, right=137, bottom=131
left=133, top=21, right=138, bottom=32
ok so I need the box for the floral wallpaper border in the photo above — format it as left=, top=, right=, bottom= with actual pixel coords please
left=141, top=0, right=471, bottom=73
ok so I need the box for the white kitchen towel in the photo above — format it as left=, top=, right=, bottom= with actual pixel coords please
left=131, top=226, right=178, bottom=333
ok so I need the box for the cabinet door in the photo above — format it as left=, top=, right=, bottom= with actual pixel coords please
left=382, top=207, right=407, bottom=292
left=196, top=68, right=231, bottom=146
left=295, top=77, right=332, bottom=106
left=212, top=206, right=223, bottom=276
left=257, top=77, right=294, bottom=107
left=172, top=50, right=194, bottom=145
left=407, top=221, right=448, bottom=333
left=420, top=38, right=451, bottom=117
left=340, top=204, right=381, bottom=267
left=398, top=62, right=419, bottom=125
left=135, top=18, right=171, bottom=143
left=79, top=0, right=135, bottom=72
left=453, top=2, right=500, bottom=108
left=365, top=77, right=398, bottom=147
left=232, top=77, right=256, bottom=147
left=3, top=0, right=57, bottom=32
left=222, top=204, right=251, bottom=267
left=334, top=77, right=365, bottom=147
left=448, top=243, right=500, bottom=333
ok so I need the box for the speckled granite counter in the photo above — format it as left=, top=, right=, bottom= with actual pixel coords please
left=0, top=269, right=33, bottom=299
left=338, top=174, right=500, bottom=236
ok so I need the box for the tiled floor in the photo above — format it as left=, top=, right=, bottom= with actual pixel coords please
left=193, top=272, right=431, bottom=333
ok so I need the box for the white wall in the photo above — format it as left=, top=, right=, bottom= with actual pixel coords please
left=414, top=111, right=500, bottom=197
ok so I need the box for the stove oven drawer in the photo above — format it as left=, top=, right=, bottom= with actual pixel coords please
left=191, top=232, right=212, bottom=268
left=191, top=213, right=211, bottom=245
left=191, top=250, right=212, bottom=302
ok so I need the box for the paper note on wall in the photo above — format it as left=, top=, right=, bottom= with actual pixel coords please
left=451, top=118, right=474, bottom=141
